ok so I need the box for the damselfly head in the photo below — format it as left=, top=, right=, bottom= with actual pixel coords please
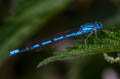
left=95, top=21, right=102, bottom=30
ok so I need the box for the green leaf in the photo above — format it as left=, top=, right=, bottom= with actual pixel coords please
left=37, top=28, right=120, bottom=68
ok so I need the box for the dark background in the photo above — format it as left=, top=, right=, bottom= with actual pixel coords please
left=0, top=0, right=120, bottom=79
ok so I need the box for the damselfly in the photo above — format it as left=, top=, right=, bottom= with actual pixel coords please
left=9, top=21, right=102, bottom=56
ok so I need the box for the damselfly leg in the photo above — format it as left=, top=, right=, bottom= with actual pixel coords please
left=84, top=29, right=101, bottom=53
left=84, top=31, right=94, bottom=53
left=94, top=29, right=103, bottom=42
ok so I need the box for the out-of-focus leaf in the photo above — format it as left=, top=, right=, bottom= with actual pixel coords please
left=0, top=0, right=73, bottom=66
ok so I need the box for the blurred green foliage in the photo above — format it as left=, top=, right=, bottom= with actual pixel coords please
left=0, top=0, right=73, bottom=66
